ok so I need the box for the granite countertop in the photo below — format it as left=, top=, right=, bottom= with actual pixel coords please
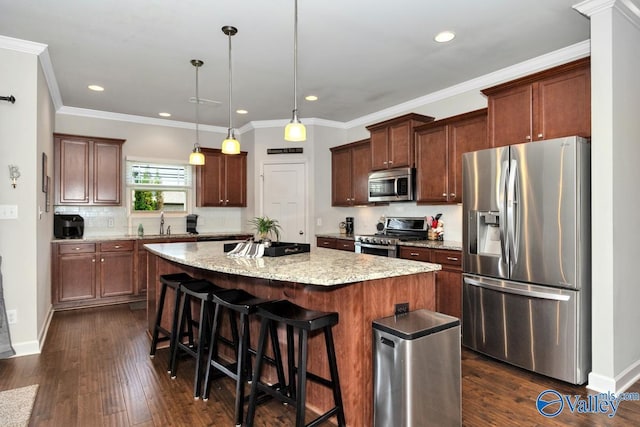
left=315, top=234, right=462, bottom=251
left=145, top=241, right=441, bottom=287
left=51, top=231, right=252, bottom=244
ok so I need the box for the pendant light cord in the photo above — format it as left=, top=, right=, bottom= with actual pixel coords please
left=195, top=64, right=200, bottom=146
left=228, top=30, right=233, bottom=134
left=293, top=0, right=298, bottom=116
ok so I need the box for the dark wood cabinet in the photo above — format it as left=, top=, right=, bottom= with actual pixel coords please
left=366, top=113, right=434, bottom=171
left=483, top=57, right=590, bottom=147
left=53, top=239, right=138, bottom=309
left=330, top=139, right=371, bottom=206
left=415, top=109, right=488, bottom=204
left=196, top=148, right=247, bottom=207
left=54, top=133, right=125, bottom=206
left=135, top=237, right=197, bottom=295
left=316, top=237, right=354, bottom=252
left=399, top=246, right=462, bottom=319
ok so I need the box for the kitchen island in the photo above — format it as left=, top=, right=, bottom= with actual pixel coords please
left=145, top=241, right=441, bottom=426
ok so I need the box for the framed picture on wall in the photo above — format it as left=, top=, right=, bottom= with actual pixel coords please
left=42, top=152, right=47, bottom=192
left=45, top=176, right=51, bottom=212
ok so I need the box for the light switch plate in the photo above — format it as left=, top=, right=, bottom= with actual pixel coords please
left=0, top=205, right=18, bottom=219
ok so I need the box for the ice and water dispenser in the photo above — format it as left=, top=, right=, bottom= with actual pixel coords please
left=467, top=211, right=501, bottom=256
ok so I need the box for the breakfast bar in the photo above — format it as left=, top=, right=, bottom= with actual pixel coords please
left=145, top=241, right=441, bottom=426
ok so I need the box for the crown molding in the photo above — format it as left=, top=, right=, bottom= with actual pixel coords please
left=0, top=35, right=47, bottom=54
left=57, top=106, right=227, bottom=133
left=345, top=39, right=590, bottom=129
left=54, top=39, right=589, bottom=133
left=38, top=48, right=63, bottom=110
left=574, top=0, right=640, bottom=28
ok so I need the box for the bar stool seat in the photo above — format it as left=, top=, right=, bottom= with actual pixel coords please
left=170, top=279, right=235, bottom=399
left=246, top=300, right=346, bottom=427
left=149, top=272, right=197, bottom=370
left=202, top=289, right=286, bottom=427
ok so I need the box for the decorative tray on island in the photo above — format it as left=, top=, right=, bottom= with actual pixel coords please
left=224, top=241, right=311, bottom=257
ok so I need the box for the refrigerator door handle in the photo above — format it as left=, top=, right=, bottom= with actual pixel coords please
left=464, top=277, right=571, bottom=301
left=507, top=159, right=519, bottom=267
left=499, top=160, right=509, bottom=264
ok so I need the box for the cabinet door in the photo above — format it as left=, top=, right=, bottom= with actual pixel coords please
left=58, top=254, right=96, bottom=301
left=137, top=247, right=148, bottom=294
left=435, top=270, right=462, bottom=319
left=196, top=150, right=224, bottom=207
left=93, top=141, right=121, bottom=205
left=370, top=127, right=389, bottom=171
left=331, top=147, right=353, bottom=206
left=448, top=114, right=489, bottom=203
left=487, top=84, right=533, bottom=147
left=536, top=66, right=590, bottom=141
left=415, top=126, right=449, bottom=203
left=224, top=153, right=247, bottom=207
left=388, top=120, right=412, bottom=168
left=100, top=251, right=134, bottom=297
left=56, top=137, right=90, bottom=204
left=351, top=142, right=371, bottom=204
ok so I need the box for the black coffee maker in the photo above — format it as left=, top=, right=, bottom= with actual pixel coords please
left=186, top=214, right=199, bottom=234
left=345, top=217, right=354, bottom=235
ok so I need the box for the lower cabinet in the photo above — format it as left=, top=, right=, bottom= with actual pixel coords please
left=135, top=237, right=197, bottom=295
left=53, top=240, right=136, bottom=309
left=316, top=237, right=355, bottom=252
left=399, top=246, right=462, bottom=319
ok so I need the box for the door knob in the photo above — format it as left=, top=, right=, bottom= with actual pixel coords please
left=299, top=230, right=304, bottom=235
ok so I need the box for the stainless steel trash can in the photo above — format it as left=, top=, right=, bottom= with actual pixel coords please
left=373, top=309, right=461, bottom=427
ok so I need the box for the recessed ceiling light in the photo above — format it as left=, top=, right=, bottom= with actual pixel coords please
left=305, top=95, right=318, bottom=101
left=434, top=31, right=455, bottom=43
left=236, top=109, right=248, bottom=114
left=88, top=84, right=104, bottom=92
left=158, top=112, right=171, bottom=117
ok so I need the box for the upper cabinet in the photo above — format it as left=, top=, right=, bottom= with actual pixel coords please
left=196, top=148, right=247, bottom=207
left=331, top=139, right=371, bottom=206
left=366, top=113, right=434, bottom=171
left=54, top=133, right=125, bottom=206
left=483, top=57, right=590, bottom=147
left=414, top=109, right=488, bottom=204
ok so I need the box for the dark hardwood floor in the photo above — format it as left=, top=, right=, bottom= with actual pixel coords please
left=1, top=304, right=639, bottom=426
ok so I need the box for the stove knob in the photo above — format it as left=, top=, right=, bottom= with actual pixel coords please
left=380, top=238, right=388, bottom=245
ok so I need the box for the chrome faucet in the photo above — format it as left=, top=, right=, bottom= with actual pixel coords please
left=159, top=211, right=165, bottom=235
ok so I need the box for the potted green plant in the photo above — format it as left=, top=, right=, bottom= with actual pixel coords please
left=249, top=216, right=282, bottom=245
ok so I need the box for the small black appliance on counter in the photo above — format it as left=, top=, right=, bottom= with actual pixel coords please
left=186, top=214, right=199, bottom=234
left=54, top=214, right=84, bottom=239
left=345, top=217, right=354, bottom=235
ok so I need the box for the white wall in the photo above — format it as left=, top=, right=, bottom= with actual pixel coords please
left=584, top=0, right=640, bottom=393
left=0, top=47, right=48, bottom=355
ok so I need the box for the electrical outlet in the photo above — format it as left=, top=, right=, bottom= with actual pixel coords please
left=107, top=217, right=114, bottom=228
left=0, top=205, right=18, bottom=219
left=6, top=309, right=17, bottom=324
left=395, top=303, right=409, bottom=316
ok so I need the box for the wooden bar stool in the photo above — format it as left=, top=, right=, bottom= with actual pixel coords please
left=246, top=300, right=346, bottom=427
left=149, top=272, right=197, bottom=370
left=202, top=289, right=287, bottom=427
left=169, top=279, right=238, bottom=399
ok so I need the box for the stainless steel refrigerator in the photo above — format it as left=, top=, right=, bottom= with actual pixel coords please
left=462, top=136, right=591, bottom=384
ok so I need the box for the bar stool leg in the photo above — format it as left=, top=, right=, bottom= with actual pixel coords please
left=269, top=322, right=287, bottom=390
left=295, top=329, right=309, bottom=427
left=325, top=326, right=346, bottom=427
left=170, top=293, right=190, bottom=379
left=202, top=303, right=222, bottom=401
left=246, top=318, right=270, bottom=427
left=193, top=298, right=211, bottom=399
left=149, top=281, right=168, bottom=358
left=233, top=312, right=249, bottom=427
left=286, top=324, right=296, bottom=399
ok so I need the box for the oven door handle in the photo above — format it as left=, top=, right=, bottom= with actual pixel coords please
left=356, top=242, right=393, bottom=250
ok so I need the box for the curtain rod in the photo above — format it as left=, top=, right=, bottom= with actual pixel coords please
left=0, top=96, right=16, bottom=104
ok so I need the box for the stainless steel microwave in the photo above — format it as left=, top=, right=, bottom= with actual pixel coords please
left=368, top=167, right=415, bottom=202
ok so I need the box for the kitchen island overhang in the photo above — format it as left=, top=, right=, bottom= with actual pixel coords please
left=144, top=241, right=441, bottom=427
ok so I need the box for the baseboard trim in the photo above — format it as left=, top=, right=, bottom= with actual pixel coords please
left=588, top=359, right=640, bottom=394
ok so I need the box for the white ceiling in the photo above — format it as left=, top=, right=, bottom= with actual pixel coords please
left=0, top=0, right=590, bottom=128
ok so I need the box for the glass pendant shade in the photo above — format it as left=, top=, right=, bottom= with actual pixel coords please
left=284, top=112, right=306, bottom=142
left=221, top=129, right=240, bottom=155
left=189, top=148, right=205, bottom=165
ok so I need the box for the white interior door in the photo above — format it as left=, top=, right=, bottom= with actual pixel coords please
left=261, top=162, right=307, bottom=243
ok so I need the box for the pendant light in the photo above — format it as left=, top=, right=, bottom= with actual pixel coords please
left=221, top=25, right=240, bottom=155
left=284, top=0, right=306, bottom=142
left=189, top=59, right=205, bottom=165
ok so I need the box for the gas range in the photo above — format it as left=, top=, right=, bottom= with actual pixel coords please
left=355, top=217, right=428, bottom=257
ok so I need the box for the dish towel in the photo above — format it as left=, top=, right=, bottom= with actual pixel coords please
left=0, top=256, right=16, bottom=359
left=227, top=241, right=265, bottom=258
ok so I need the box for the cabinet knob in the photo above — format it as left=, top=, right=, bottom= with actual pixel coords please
left=74, top=247, right=80, bottom=251
left=299, top=230, right=304, bottom=235
left=219, top=200, right=224, bottom=203
left=526, top=135, right=531, bottom=141
left=388, top=160, right=393, bottom=164
left=225, top=200, right=229, bottom=203
left=442, top=193, right=447, bottom=197
left=101, top=258, right=104, bottom=262
left=537, top=133, right=543, bottom=138
left=92, top=258, right=96, bottom=263
left=383, top=161, right=388, bottom=165
left=450, top=193, right=456, bottom=198
left=114, top=245, right=121, bottom=249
